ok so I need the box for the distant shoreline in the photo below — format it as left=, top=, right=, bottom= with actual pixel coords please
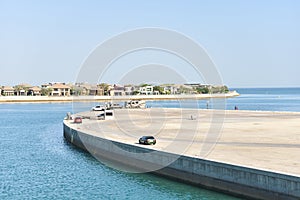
left=0, top=91, right=239, bottom=103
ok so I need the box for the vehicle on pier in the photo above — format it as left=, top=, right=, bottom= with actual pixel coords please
left=97, top=110, right=114, bottom=120
left=139, top=136, right=156, bottom=145
left=92, top=105, right=106, bottom=111
left=125, top=100, right=146, bottom=109
left=105, top=102, right=123, bottom=109
left=73, top=116, right=82, bottom=124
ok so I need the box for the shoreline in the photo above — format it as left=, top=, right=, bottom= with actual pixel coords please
left=0, top=91, right=239, bottom=103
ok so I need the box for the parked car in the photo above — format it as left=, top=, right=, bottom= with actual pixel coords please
left=92, top=105, right=106, bottom=111
left=74, top=116, right=82, bottom=124
left=110, top=103, right=123, bottom=109
left=139, top=136, right=156, bottom=145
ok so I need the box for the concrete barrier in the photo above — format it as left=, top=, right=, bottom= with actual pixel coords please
left=63, top=122, right=300, bottom=200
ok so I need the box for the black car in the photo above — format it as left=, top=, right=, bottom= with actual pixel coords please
left=139, top=136, right=156, bottom=145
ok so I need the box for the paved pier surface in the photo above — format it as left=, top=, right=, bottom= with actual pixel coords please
left=66, top=108, right=300, bottom=176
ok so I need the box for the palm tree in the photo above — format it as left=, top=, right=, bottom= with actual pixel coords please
left=41, top=88, right=53, bottom=96
left=14, top=85, right=24, bottom=96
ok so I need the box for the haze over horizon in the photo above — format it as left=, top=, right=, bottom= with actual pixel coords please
left=1, top=1, right=299, bottom=88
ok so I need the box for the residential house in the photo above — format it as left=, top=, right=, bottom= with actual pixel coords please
left=176, top=84, right=195, bottom=94
left=72, top=83, right=89, bottom=96
left=14, top=83, right=32, bottom=96
left=140, top=85, right=153, bottom=95
left=184, top=83, right=202, bottom=88
left=184, top=83, right=211, bottom=90
left=78, top=83, right=92, bottom=95
left=74, top=83, right=104, bottom=96
left=124, top=85, right=134, bottom=95
left=133, top=86, right=141, bottom=95
left=41, top=83, right=50, bottom=88
left=2, top=86, right=14, bottom=96
left=28, top=86, right=41, bottom=96
left=40, top=83, right=52, bottom=96
left=153, top=90, right=159, bottom=95
left=162, top=85, right=179, bottom=95
left=109, top=84, right=125, bottom=96
left=70, top=85, right=82, bottom=96
left=49, top=83, right=71, bottom=96
left=90, top=85, right=104, bottom=96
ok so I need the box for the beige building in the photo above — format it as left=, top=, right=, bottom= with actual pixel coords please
left=49, top=83, right=71, bottom=96
left=28, top=86, right=42, bottom=96
left=109, top=85, right=125, bottom=96
left=2, top=86, right=14, bottom=96
left=14, top=83, right=32, bottom=96
left=90, top=85, right=104, bottom=96
left=73, top=83, right=104, bottom=96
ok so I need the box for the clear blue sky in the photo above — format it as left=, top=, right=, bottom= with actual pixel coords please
left=0, top=0, right=299, bottom=87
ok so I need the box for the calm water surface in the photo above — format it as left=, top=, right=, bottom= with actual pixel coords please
left=228, top=88, right=300, bottom=112
left=0, top=103, right=239, bottom=200
left=148, top=88, right=300, bottom=112
left=2, top=88, right=298, bottom=199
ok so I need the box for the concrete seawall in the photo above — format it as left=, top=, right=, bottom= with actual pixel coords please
left=63, top=120, right=300, bottom=200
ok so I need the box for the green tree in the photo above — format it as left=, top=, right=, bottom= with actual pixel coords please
left=132, top=91, right=140, bottom=95
left=98, top=83, right=110, bottom=95
left=139, top=83, right=150, bottom=87
left=14, top=85, right=23, bottom=96
left=41, top=88, right=53, bottom=96
left=223, top=85, right=229, bottom=93
left=153, top=86, right=164, bottom=94
left=196, top=87, right=210, bottom=94
left=71, top=87, right=83, bottom=96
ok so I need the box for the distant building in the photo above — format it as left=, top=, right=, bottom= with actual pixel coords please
left=176, top=84, right=194, bottom=94
left=70, top=85, right=82, bottom=96
left=73, top=83, right=104, bottom=96
left=28, top=86, right=41, bottom=96
left=72, top=83, right=89, bottom=95
left=14, top=83, right=32, bottom=96
left=2, top=86, right=14, bottom=96
left=109, top=84, right=125, bottom=96
left=41, top=84, right=50, bottom=88
left=124, top=85, right=134, bottom=95
left=184, top=83, right=203, bottom=87
left=153, top=90, right=159, bottom=95
left=162, top=85, right=179, bottom=95
left=48, top=83, right=71, bottom=96
left=140, top=85, right=153, bottom=95
left=90, top=85, right=104, bottom=96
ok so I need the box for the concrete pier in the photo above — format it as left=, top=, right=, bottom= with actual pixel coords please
left=63, top=108, right=300, bottom=199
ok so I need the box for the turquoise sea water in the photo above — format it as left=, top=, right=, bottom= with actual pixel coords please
left=1, top=88, right=299, bottom=199
left=0, top=103, right=239, bottom=200
left=228, top=88, right=300, bottom=112
left=147, top=88, right=300, bottom=112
